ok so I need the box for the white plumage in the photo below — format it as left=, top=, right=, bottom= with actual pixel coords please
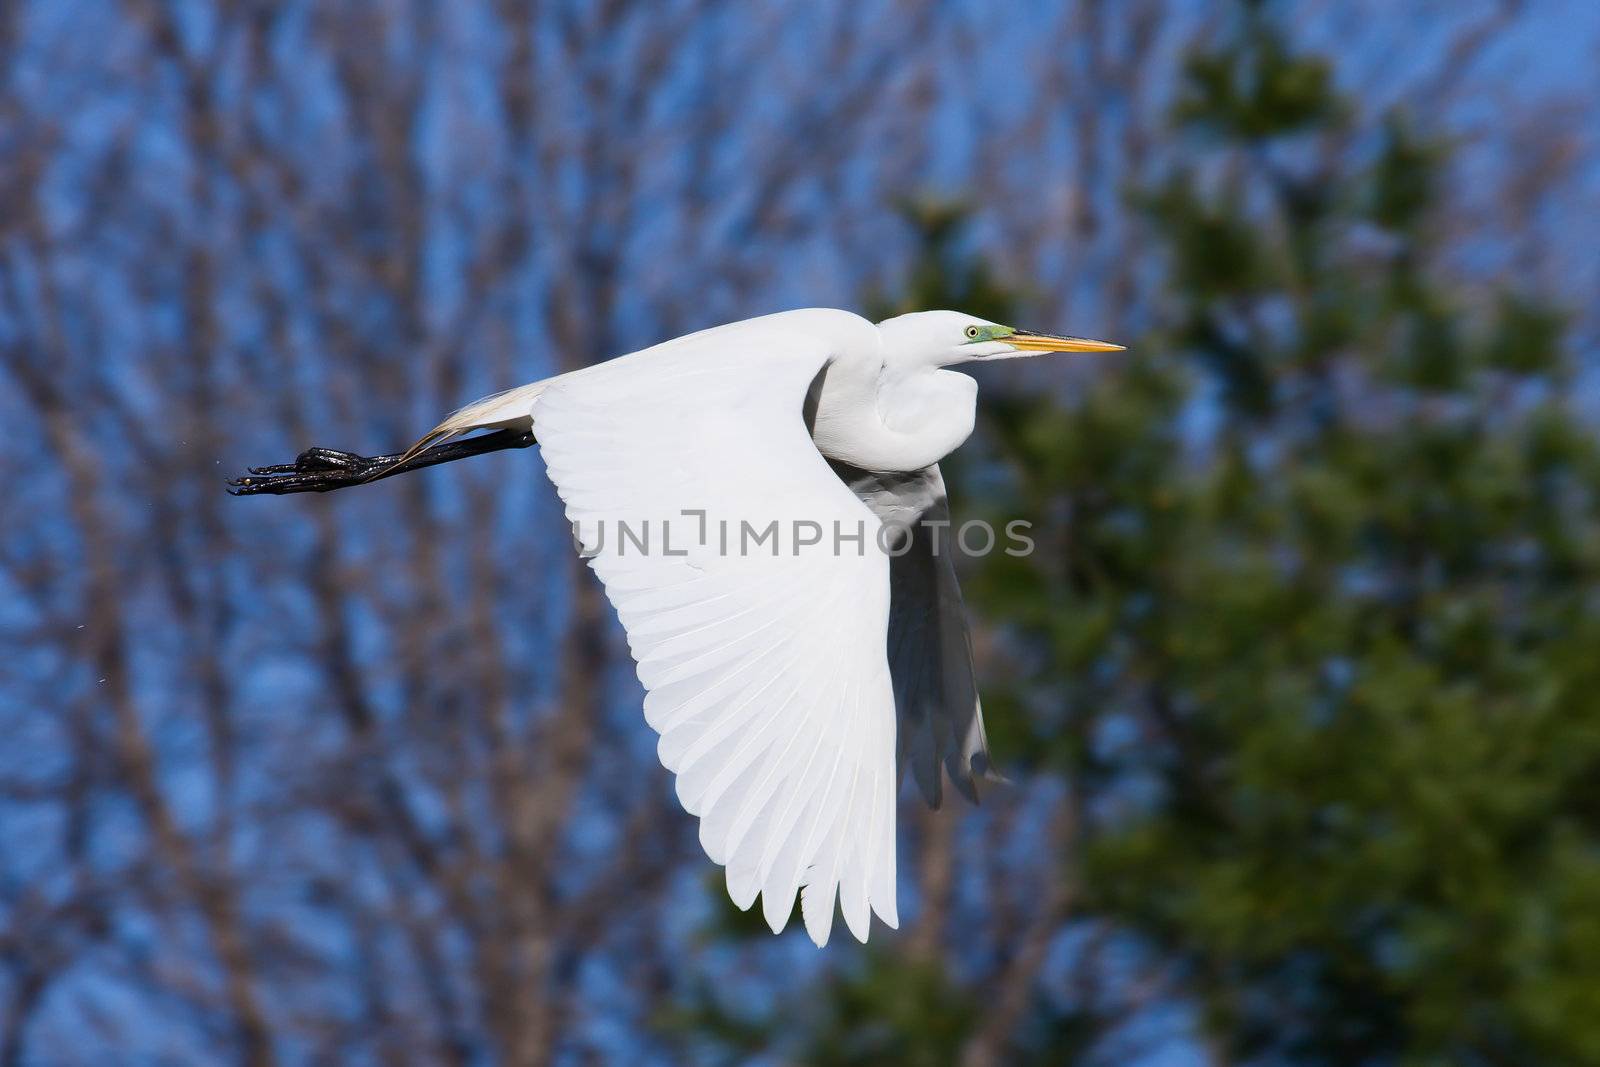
left=235, top=308, right=1122, bottom=945
left=534, top=327, right=898, bottom=943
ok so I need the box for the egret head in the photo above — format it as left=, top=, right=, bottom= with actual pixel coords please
left=877, top=310, right=1124, bottom=369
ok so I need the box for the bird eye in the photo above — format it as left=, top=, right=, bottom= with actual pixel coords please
left=965, top=325, right=980, bottom=340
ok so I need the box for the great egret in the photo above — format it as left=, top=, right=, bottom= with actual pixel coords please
left=231, top=309, right=1122, bottom=945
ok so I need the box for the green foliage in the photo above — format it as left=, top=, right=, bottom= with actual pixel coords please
left=962, top=4, right=1600, bottom=1064
left=1483, top=295, right=1568, bottom=378
left=1364, top=117, right=1446, bottom=236
left=1174, top=4, right=1343, bottom=142
left=677, top=3, right=1600, bottom=1064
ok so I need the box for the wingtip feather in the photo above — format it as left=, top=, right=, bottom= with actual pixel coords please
left=762, top=887, right=795, bottom=935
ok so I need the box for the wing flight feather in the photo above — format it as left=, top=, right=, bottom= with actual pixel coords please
left=533, top=326, right=899, bottom=945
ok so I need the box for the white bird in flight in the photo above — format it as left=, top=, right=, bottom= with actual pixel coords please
left=232, top=309, right=1123, bottom=946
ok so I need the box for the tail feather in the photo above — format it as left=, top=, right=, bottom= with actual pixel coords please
left=382, top=376, right=562, bottom=474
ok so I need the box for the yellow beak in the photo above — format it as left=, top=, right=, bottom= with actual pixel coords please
left=1007, top=330, right=1126, bottom=353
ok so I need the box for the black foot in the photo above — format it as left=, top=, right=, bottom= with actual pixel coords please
left=228, top=429, right=536, bottom=496
left=228, top=451, right=389, bottom=495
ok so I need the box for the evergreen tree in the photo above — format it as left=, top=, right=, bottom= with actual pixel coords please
left=671, top=6, right=1600, bottom=1063
left=970, top=2, right=1600, bottom=1062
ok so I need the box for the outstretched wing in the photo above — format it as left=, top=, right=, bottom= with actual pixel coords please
left=533, top=327, right=898, bottom=946
left=828, top=462, right=996, bottom=808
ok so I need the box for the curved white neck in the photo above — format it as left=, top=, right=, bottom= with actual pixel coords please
left=809, top=359, right=977, bottom=473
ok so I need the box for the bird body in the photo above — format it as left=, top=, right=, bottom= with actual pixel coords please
left=231, top=308, right=1122, bottom=946
left=436, top=309, right=988, bottom=474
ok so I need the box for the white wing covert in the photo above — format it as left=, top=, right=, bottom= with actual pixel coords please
left=533, top=327, right=899, bottom=946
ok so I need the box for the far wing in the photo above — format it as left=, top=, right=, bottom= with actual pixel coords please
left=828, top=462, right=996, bottom=808
left=533, top=330, right=898, bottom=946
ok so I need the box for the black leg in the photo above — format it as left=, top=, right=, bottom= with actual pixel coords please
left=228, top=429, right=536, bottom=496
